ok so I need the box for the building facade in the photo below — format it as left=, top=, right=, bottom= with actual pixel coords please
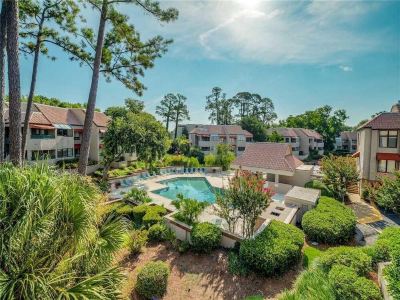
left=3, top=103, right=109, bottom=164
left=266, top=128, right=324, bottom=159
left=355, top=101, right=400, bottom=183
left=188, top=125, right=253, bottom=155
left=335, top=131, right=358, bottom=153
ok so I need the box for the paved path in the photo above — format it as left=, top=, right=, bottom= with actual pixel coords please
left=347, top=193, right=383, bottom=224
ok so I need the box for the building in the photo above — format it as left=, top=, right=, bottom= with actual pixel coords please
left=3, top=103, right=109, bottom=164
left=266, top=128, right=324, bottom=159
left=354, top=101, right=400, bottom=184
left=335, top=131, right=358, bottom=153
left=188, top=125, right=253, bottom=155
left=172, top=124, right=203, bottom=138
left=232, top=142, right=314, bottom=190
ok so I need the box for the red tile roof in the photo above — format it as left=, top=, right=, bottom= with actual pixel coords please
left=36, top=103, right=82, bottom=125
left=190, top=125, right=253, bottom=137
left=296, top=128, right=322, bottom=139
left=270, top=128, right=299, bottom=138
left=232, top=143, right=303, bottom=173
left=359, top=112, right=400, bottom=130
left=93, top=111, right=110, bottom=127
left=340, top=131, right=357, bottom=140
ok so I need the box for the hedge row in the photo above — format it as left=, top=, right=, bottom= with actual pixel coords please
left=302, top=196, right=356, bottom=244
left=239, top=220, right=304, bottom=276
left=191, top=222, right=221, bottom=253
left=136, top=261, right=169, bottom=299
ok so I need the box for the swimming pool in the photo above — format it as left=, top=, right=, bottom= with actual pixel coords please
left=152, top=177, right=221, bottom=203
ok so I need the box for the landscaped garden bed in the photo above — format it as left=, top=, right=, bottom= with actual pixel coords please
left=118, top=242, right=301, bottom=300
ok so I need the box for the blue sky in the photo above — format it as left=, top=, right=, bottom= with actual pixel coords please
left=18, top=0, right=400, bottom=126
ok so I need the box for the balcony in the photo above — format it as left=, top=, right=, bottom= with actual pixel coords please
left=31, top=134, right=55, bottom=139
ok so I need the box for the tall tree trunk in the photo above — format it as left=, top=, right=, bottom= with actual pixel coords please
left=5, top=0, right=21, bottom=166
left=0, top=2, right=6, bottom=163
left=174, top=110, right=179, bottom=139
left=21, top=15, right=45, bottom=162
left=166, top=115, right=169, bottom=132
left=78, top=0, right=108, bottom=175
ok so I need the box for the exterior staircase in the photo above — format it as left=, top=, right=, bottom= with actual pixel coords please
left=347, top=183, right=359, bottom=194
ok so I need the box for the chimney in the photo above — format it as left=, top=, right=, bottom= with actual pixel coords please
left=390, top=100, right=400, bottom=113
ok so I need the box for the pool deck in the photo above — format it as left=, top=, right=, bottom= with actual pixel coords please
left=142, top=173, right=231, bottom=211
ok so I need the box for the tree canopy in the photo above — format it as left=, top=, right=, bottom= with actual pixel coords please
left=280, top=105, right=349, bottom=150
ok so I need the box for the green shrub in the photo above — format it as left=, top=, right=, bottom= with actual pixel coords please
left=279, top=269, right=336, bottom=300
left=318, top=246, right=372, bottom=276
left=364, top=227, right=400, bottom=265
left=127, top=229, right=148, bottom=254
left=131, top=204, right=167, bottom=227
left=375, top=171, right=400, bottom=213
left=304, top=180, right=333, bottom=197
left=204, top=153, right=217, bottom=167
left=239, top=220, right=304, bottom=276
left=385, top=246, right=400, bottom=300
left=191, top=222, right=221, bottom=253
left=328, top=265, right=382, bottom=300
left=136, top=261, right=169, bottom=299
left=302, top=196, right=356, bottom=244
left=172, top=194, right=208, bottom=225
left=123, top=187, right=151, bottom=204
left=228, top=252, right=249, bottom=276
left=148, top=223, right=170, bottom=242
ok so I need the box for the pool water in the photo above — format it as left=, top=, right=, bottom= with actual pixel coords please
left=152, top=177, right=221, bottom=203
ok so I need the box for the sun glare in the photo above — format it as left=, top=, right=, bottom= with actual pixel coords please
left=235, top=0, right=260, bottom=9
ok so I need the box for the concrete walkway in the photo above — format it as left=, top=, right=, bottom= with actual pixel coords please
left=347, top=193, right=383, bottom=224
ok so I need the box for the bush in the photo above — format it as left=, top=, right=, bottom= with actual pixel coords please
left=328, top=265, right=381, bottom=300
left=304, top=180, right=333, bottom=197
left=172, top=195, right=208, bottom=225
left=302, top=196, right=356, bottom=244
left=123, top=187, right=151, bottom=204
left=365, top=227, right=400, bottom=264
left=163, top=154, right=200, bottom=168
left=239, top=220, right=304, bottom=276
left=136, top=261, right=170, bottom=299
left=228, top=252, right=249, bottom=276
left=318, top=246, right=372, bottom=276
left=191, top=222, right=221, bottom=253
left=303, top=246, right=322, bottom=268
left=127, top=229, right=148, bottom=254
left=279, top=269, right=336, bottom=300
left=375, top=171, right=400, bottom=213
left=204, top=153, right=217, bottom=167
left=385, top=246, right=400, bottom=300
left=148, top=223, right=170, bottom=242
left=131, top=204, right=167, bottom=227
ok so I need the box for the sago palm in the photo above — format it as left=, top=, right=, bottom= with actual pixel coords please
left=0, top=163, right=126, bottom=299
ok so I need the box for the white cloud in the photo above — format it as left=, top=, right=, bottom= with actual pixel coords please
left=122, top=0, right=392, bottom=65
left=339, top=65, right=353, bottom=72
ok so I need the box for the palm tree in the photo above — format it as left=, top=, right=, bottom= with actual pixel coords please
left=5, top=0, right=21, bottom=165
left=0, top=163, right=126, bottom=298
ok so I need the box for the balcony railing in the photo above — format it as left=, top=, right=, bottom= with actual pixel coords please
left=31, top=134, right=55, bottom=139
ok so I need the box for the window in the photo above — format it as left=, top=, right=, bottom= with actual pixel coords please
left=201, top=147, right=210, bottom=151
left=57, top=148, right=74, bottom=158
left=309, top=138, right=312, bottom=143
left=57, top=129, right=72, bottom=137
left=291, top=138, right=297, bottom=143
left=74, top=132, right=81, bottom=140
left=31, top=128, right=55, bottom=139
left=378, top=160, right=397, bottom=173
left=271, top=212, right=280, bottom=217
left=379, top=130, right=398, bottom=148
left=201, top=136, right=210, bottom=141
left=292, top=147, right=299, bottom=151
left=285, top=137, right=290, bottom=143
left=246, top=137, right=252, bottom=142
left=210, top=134, right=219, bottom=141
left=31, top=150, right=55, bottom=161
left=237, top=135, right=245, bottom=142
left=238, top=146, right=245, bottom=151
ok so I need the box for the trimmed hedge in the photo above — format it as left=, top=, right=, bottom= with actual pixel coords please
left=385, top=246, right=400, bottom=300
left=132, top=204, right=167, bottom=227
left=363, top=226, right=400, bottom=265
left=136, top=261, right=169, bottom=299
left=328, top=265, right=382, bottom=300
left=239, top=220, right=304, bottom=276
left=318, top=246, right=372, bottom=276
left=302, top=196, right=356, bottom=244
left=191, top=222, right=222, bottom=253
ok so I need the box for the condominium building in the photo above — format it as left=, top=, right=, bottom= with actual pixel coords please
left=355, top=101, right=400, bottom=183
left=3, top=103, right=109, bottom=163
left=188, top=125, right=253, bottom=155
left=266, top=128, right=324, bottom=159
left=335, top=131, right=358, bottom=153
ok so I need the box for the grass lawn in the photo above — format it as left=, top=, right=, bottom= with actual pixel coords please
left=303, top=246, right=322, bottom=268
left=118, top=242, right=301, bottom=300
